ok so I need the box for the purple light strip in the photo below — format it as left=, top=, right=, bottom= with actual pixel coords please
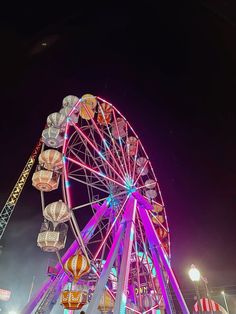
left=137, top=213, right=159, bottom=306
left=93, top=195, right=129, bottom=260
left=138, top=204, right=190, bottom=314
left=132, top=191, right=153, bottom=211
left=131, top=139, right=139, bottom=183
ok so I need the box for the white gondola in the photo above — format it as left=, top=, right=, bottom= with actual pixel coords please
left=42, top=127, right=64, bottom=148
left=62, top=95, right=80, bottom=113
left=38, top=149, right=63, bottom=171
left=47, top=112, right=66, bottom=129
left=59, top=107, right=78, bottom=124
left=37, top=222, right=68, bottom=252
left=32, top=170, right=60, bottom=192
left=43, top=200, right=71, bottom=226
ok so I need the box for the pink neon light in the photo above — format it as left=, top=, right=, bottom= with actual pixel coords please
left=134, top=159, right=149, bottom=185
left=112, top=108, right=129, bottom=175
left=67, top=156, right=125, bottom=189
left=125, top=306, right=141, bottom=314
left=137, top=213, right=159, bottom=305
left=93, top=195, right=129, bottom=260
left=96, top=97, right=158, bottom=189
left=97, top=97, right=161, bottom=210
left=62, top=119, right=70, bottom=155
left=142, top=303, right=160, bottom=314
left=63, top=155, right=72, bottom=209
left=149, top=211, right=168, bottom=233
left=131, top=139, right=140, bottom=182
left=92, top=268, right=115, bottom=300
left=144, top=203, right=171, bottom=263
left=70, top=119, right=125, bottom=184
left=97, top=102, right=126, bottom=177
left=136, top=181, right=157, bottom=191
left=81, top=101, right=126, bottom=178
left=156, top=180, right=171, bottom=257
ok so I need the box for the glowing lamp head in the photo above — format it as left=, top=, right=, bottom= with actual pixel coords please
left=221, top=291, right=225, bottom=295
left=189, top=264, right=201, bottom=282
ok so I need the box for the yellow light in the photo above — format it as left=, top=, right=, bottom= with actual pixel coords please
left=188, top=264, right=201, bottom=282
left=221, top=291, right=225, bottom=295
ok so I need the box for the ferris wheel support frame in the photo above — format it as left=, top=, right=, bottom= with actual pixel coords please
left=86, top=196, right=137, bottom=314
left=86, top=210, right=126, bottom=314
left=22, top=192, right=190, bottom=314
left=138, top=202, right=190, bottom=314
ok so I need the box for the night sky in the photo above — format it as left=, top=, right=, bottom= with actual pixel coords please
left=0, top=1, right=236, bottom=312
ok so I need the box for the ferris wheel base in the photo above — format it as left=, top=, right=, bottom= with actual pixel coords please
left=21, top=194, right=189, bottom=314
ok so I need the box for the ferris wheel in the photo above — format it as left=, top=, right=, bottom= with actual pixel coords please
left=22, top=94, right=189, bottom=314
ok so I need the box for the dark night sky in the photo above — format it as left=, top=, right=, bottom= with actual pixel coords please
left=0, top=1, right=236, bottom=312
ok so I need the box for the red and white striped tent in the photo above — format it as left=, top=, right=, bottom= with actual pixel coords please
left=193, top=298, right=228, bottom=314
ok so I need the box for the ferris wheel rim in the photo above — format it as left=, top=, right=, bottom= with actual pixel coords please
left=59, top=95, right=171, bottom=266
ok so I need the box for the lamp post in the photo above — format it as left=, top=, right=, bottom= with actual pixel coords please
left=221, top=291, right=229, bottom=314
left=201, top=276, right=213, bottom=314
left=189, top=265, right=202, bottom=314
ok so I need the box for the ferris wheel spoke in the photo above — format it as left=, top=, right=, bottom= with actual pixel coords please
left=156, top=181, right=170, bottom=230
left=93, top=194, right=130, bottom=260
left=149, top=211, right=168, bottom=232
left=125, top=122, right=132, bottom=178
left=67, top=156, right=126, bottom=189
left=69, top=141, right=111, bottom=181
left=133, top=219, right=142, bottom=307
left=133, top=159, right=150, bottom=186
left=87, top=125, right=114, bottom=180
left=136, top=213, right=159, bottom=304
left=97, top=102, right=127, bottom=178
left=81, top=101, right=127, bottom=179
left=136, top=180, right=157, bottom=192
left=70, top=120, right=126, bottom=184
left=72, top=190, right=128, bottom=211
left=131, top=139, right=140, bottom=182
left=69, top=148, right=108, bottom=190
left=112, top=109, right=129, bottom=176
left=68, top=175, right=109, bottom=194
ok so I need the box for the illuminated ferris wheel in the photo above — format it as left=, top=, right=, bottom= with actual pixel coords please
left=22, top=94, right=189, bottom=314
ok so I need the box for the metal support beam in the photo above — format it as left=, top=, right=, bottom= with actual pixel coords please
left=0, top=140, right=42, bottom=240
left=138, top=204, right=190, bottom=314
left=86, top=221, right=125, bottom=314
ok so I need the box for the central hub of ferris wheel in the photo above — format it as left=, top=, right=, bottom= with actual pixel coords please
left=23, top=94, right=190, bottom=314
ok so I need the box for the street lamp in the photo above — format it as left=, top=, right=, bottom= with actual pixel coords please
left=221, top=291, right=229, bottom=313
left=189, top=265, right=202, bottom=314
left=189, top=265, right=201, bottom=282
